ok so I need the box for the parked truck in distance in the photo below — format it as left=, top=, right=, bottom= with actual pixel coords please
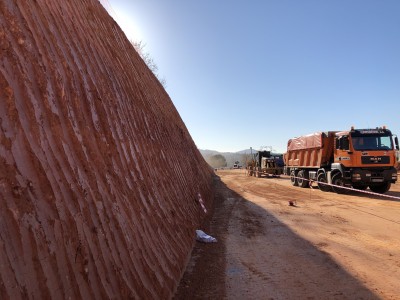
left=248, top=150, right=284, bottom=178
left=283, top=126, right=399, bottom=194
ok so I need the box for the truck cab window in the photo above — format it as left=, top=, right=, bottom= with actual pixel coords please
left=336, top=136, right=349, bottom=150
left=352, top=135, right=393, bottom=151
left=379, top=136, right=391, bottom=150
left=341, top=136, right=349, bottom=150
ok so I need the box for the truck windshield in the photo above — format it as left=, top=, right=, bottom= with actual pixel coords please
left=351, top=135, right=393, bottom=151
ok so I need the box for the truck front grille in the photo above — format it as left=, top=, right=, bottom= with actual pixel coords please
left=361, top=156, right=390, bottom=164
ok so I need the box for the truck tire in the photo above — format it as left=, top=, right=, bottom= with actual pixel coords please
left=369, top=182, right=391, bottom=194
left=297, top=170, right=309, bottom=188
left=331, top=172, right=348, bottom=194
left=317, top=172, right=331, bottom=192
left=290, top=170, right=298, bottom=186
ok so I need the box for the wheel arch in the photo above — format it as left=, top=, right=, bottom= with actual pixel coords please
left=331, top=163, right=344, bottom=177
left=317, top=168, right=326, bottom=177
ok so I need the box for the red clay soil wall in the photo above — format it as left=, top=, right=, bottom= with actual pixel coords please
left=0, top=0, right=213, bottom=298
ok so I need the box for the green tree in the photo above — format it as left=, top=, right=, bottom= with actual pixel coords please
left=208, top=154, right=227, bottom=168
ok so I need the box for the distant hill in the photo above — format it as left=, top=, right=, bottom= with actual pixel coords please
left=199, top=148, right=284, bottom=168
left=199, top=149, right=249, bottom=168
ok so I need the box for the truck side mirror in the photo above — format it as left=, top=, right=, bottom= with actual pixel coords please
left=395, top=136, right=399, bottom=150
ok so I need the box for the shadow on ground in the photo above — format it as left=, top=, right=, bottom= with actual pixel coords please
left=174, top=175, right=379, bottom=299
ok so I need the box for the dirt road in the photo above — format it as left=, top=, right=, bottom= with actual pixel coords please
left=175, top=170, right=400, bottom=299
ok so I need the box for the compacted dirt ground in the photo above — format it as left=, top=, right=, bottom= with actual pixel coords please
left=174, top=169, right=400, bottom=299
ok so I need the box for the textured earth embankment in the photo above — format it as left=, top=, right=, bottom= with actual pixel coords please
left=0, top=0, right=213, bottom=298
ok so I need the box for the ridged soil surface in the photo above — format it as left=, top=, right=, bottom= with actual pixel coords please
left=0, top=0, right=213, bottom=298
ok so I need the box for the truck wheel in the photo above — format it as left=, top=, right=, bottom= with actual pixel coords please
left=332, top=173, right=348, bottom=194
left=297, top=170, right=309, bottom=188
left=317, top=172, right=331, bottom=192
left=290, top=171, right=298, bottom=186
left=369, top=182, right=391, bottom=194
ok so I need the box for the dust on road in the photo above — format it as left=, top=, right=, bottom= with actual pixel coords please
left=175, top=170, right=400, bottom=299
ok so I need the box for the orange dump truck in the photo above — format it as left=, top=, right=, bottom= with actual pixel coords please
left=283, top=127, right=399, bottom=194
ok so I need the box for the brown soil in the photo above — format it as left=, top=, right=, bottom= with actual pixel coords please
left=0, top=1, right=213, bottom=298
left=175, top=170, right=400, bottom=299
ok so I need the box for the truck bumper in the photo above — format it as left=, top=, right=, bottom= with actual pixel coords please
left=351, top=168, right=397, bottom=184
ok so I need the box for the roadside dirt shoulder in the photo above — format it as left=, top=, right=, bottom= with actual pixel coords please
left=175, top=170, right=400, bottom=299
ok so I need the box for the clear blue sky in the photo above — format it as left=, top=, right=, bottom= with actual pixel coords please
left=104, top=0, right=400, bottom=153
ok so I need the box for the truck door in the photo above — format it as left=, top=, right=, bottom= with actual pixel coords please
left=334, top=135, right=353, bottom=167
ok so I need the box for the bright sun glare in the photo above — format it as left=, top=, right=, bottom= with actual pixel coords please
left=108, top=5, right=143, bottom=42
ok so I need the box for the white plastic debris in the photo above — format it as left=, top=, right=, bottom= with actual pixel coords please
left=195, top=230, right=217, bottom=243
left=197, top=192, right=207, bottom=213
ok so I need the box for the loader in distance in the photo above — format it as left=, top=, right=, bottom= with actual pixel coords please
left=248, top=150, right=284, bottom=178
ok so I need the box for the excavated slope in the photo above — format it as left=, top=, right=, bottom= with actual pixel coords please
left=0, top=0, right=213, bottom=298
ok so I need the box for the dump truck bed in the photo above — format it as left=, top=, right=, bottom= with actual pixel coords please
left=284, top=132, right=336, bottom=168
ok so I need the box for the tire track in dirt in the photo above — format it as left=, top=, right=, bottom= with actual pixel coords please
left=176, top=171, right=400, bottom=299
left=221, top=170, right=400, bottom=299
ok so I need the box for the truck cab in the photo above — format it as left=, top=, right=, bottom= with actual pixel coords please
left=333, top=127, right=399, bottom=193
